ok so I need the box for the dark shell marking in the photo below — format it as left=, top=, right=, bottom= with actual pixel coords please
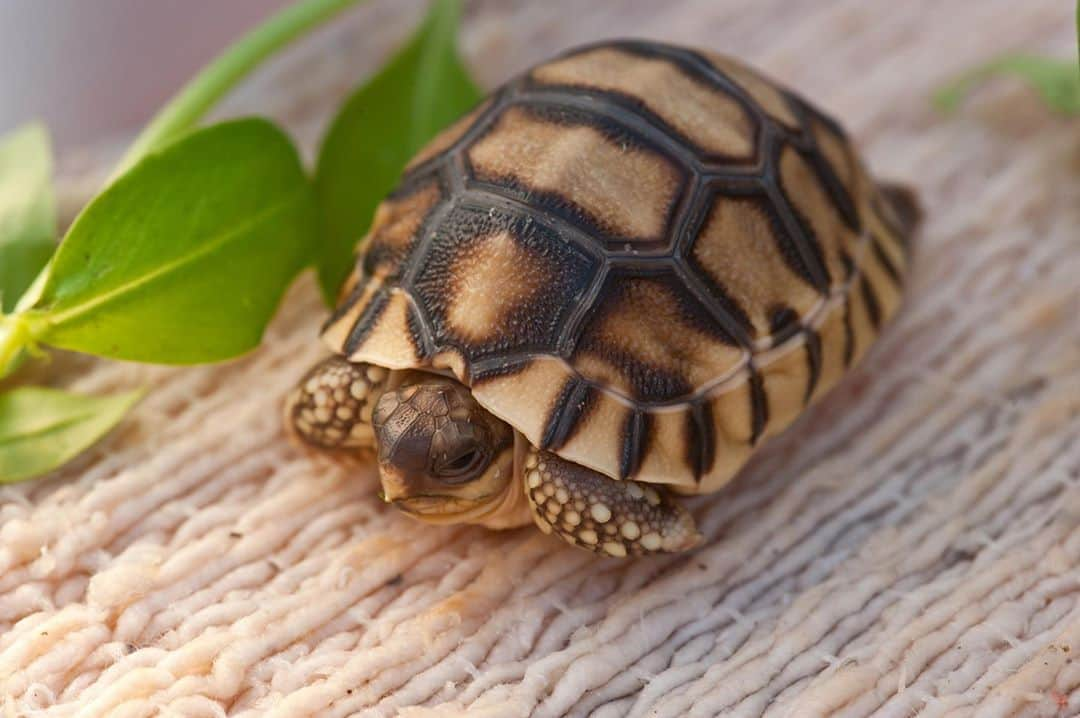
left=322, top=40, right=918, bottom=491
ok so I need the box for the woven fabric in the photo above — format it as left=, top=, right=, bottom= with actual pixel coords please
left=2, top=1, right=1077, bottom=715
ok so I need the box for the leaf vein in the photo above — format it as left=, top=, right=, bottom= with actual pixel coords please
left=43, top=191, right=306, bottom=328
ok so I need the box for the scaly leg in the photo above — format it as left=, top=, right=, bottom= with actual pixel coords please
left=523, top=446, right=701, bottom=557
left=285, top=355, right=389, bottom=453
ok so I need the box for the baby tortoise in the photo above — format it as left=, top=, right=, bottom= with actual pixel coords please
left=286, top=40, right=921, bottom=557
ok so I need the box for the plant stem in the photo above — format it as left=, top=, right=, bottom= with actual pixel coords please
left=116, top=0, right=364, bottom=173
left=0, top=315, right=32, bottom=378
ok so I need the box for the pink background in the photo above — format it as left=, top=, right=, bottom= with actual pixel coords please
left=0, top=0, right=293, bottom=152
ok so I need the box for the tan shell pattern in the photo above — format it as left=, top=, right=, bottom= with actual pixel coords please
left=322, top=40, right=915, bottom=492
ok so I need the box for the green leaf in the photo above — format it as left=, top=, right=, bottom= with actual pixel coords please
left=934, top=55, right=1080, bottom=116
left=0, top=386, right=142, bottom=484
left=19, top=118, right=318, bottom=364
left=313, top=0, right=482, bottom=305
left=0, top=124, right=57, bottom=312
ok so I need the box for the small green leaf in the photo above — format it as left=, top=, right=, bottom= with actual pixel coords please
left=934, top=55, right=1080, bottom=116
left=0, top=124, right=57, bottom=311
left=20, top=118, right=318, bottom=364
left=0, top=386, right=142, bottom=483
left=314, top=0, right=482, bottom=305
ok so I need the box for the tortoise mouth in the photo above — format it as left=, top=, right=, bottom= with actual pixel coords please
left=384, top=492, right=500, bottom=524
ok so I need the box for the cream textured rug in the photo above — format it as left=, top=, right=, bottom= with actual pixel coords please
left=2, top=0, right=1078, bottom=716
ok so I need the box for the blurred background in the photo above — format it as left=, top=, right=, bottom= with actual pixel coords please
left=5, top=0, right=1071, bottom=160
left=0, top=0, right=292, bottom=152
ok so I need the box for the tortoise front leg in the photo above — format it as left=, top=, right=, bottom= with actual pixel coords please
left=285, top=355, right=389, bottom=453
left=524, top=447, right=701, bottom=557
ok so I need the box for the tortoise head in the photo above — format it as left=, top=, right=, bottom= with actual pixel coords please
left=286, top=359, right=517, bottom=524
left=372, top=377, right=516, bottom=524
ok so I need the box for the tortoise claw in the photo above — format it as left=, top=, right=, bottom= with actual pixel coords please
left=523, top=447, right=701, bottom=557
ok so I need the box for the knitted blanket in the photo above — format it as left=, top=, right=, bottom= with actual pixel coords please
left=2, top=0, right=1077, bottom=715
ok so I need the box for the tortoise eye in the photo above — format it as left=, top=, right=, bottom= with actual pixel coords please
left=434, top=444, right=490, bottom=483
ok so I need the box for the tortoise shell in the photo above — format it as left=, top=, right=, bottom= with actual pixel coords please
left=323, top=40, right=916, bottom=492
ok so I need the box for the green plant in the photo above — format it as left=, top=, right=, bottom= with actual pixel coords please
left=0, top=0, right=479, bottom=483
left=314, top=0, right=481, bottom=304
left=934, top=55, right=1080, bottom=116
left=935, top=2, right=1080, bottom=117
left=0, top=125, right=55, bottom=314
left=0, top=387, right=143, bottom=483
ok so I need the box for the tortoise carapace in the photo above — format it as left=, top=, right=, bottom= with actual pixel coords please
left=286, top=40, right=921, bottom=557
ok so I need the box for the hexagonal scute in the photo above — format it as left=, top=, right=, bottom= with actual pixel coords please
left=686, top=188, right=824, bottom=344
left=570, top=268, right=745, bottom=404
left=777, top=142, right=863, bottom=292
left=361, top=177, right=446, bottom=283
left=529, top=43, right=760, bottom=165
left=697, top=51, right=803, bottom=133
left=465, top=102, right=689, bottom=251
left=409, top=202, right=598, bottom=364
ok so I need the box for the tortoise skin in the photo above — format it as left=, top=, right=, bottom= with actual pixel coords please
left=323, top=40, right=917, bottom=492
